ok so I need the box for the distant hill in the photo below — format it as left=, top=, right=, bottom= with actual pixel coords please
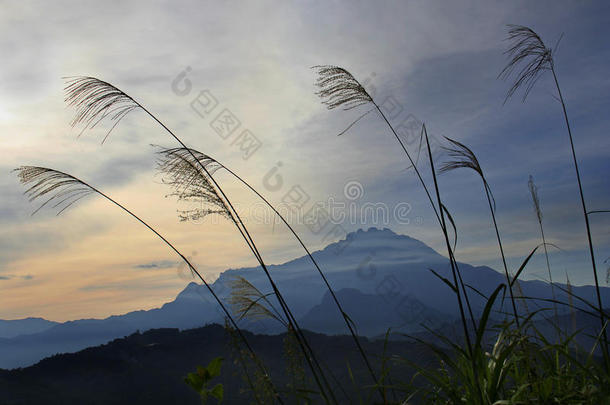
left=0, top=318, right=58, bottom=339
left=2, top=227, right=608, bottom=369
left=0, top=324, right=429, bottom=405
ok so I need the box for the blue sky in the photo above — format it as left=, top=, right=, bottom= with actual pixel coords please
left=1, top=0, right=609, bottom=321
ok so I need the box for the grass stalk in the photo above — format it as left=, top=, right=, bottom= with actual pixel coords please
left=147, top=110, right=338, bottom=405
left=528, top=175, right=557, bottom=320
left=162, top=147, right=383, bottom=400
left=439, top=136, right=521, bottom=326
left=14, top=166, right=284, bottom=403
left=422, top=127, right=477, bottom=364
left=550, top=64, right=609, bottom=366
left=498, top=24, right=609, bottom=367
left=64, top=77, right=338, bottom=404
left=314, top=66, right=477, bottom=334
left=483, top=183, right=520, bottom=326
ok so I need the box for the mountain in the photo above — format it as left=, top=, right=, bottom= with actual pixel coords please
left=2, top=227, right=609, bottom=370
left=0, top=293, right=220, bottom=370
left=0, top=318, right=59, bottom=339
left=300, top=288, right=452, bottom=336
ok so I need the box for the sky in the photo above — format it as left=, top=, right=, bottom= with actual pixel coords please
left=1, top=0, right=609, bottom=322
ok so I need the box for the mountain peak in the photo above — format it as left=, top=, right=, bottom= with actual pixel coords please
left=175, top=281, right=205, bottom=301
left=345, top=227, right=400, bottom=240
left=319, top=227, right=437, bottom=260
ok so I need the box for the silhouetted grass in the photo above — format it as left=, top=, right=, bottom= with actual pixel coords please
left=63, top=76, right=342, bottom=404
left=500, top=24, right=609, bottom=368
left=439, top=136, right=520, bottom=327
left=13, top=22, right=610, bottom=405
left=13, top=165, right=281, bottom=401
left=313, top=64, right=477, bottom=356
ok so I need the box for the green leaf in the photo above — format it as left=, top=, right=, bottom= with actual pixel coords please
left=185, top=372, right=204, bottom=392
left=206, top=357, right=224, bottom=379
left=197, top=365, right=210, bottom=382
left=342, top=311, right=360, bottom=336
left=475, top=284, right=505, bottom=350
left=209, top=383, right=224, bottom=402
left=441, top=203, right=458, bottom=251
left=429, top=268, right=457, bottom=293
left=510, top=245, right=540, bottom=287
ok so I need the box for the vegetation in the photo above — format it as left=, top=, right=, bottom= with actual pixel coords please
left=13, top=24, right=609, bottom=404
left=184, top=357, right=225, bottom=404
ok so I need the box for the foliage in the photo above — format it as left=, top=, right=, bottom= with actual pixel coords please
left=184, top=357, right=225, bottom=404
left=283, top=326, right=314, bottom=404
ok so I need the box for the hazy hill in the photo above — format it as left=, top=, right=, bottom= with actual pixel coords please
left=0, top=318, right=58, bottom=339
left=1, top=227, right=607, bottom=369
left=0, top=324, right=429, bottom=405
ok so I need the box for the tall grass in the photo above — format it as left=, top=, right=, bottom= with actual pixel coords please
left=14, top=22, right=610, bottom=404
left=499, top=24, right=609, bottom=367
left=11, top=77, right=358, bottom=404
left=311, top=24, right=609, bottom=403
left=13, top=165, right=283, bottom=402
left=439, top=136, right=521, bottom=327
left=67, top=77, right=345, bottom=404
left=67, top=73, right=387, bottom=402
left=313, top=65, right=477, bottom=346
left=155, top=146, right=383, bottom=399
left=528, top=174, right=558, bottom=319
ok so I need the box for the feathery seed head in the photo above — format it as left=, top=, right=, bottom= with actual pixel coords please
left=14, top=166, right=96, bottom=215
left=528, top=175, right=543, bottom=223
left=229, top=276, right=284, bottom=325
left=313, top=65, right=373, bottom=110
left=439, top=136, right=483, bottom=178
left=155, top=147, right=231, bottom=222
left=499, top=25, right=554, bottom=102
left=64, top=76, right=140, bottom=142
left=439, top=137, right=496, bottom=211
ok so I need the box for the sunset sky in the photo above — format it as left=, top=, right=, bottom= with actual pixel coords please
left=1, top=1, right=609, bottom=322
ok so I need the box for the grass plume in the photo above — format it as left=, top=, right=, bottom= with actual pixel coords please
left=155, top=145, right=382, bottom=398
left=15, top=166, right=96, bottom=216
left=13, top=166, right=281, bottom=395
left=64, top=76, right=140, bottom=142
left=156, top=147, right=231, bottom=222
left=528, top=175, right=557, bottom=318
left=439, top=136, right=520, bottom=326
left=313, top=65, right=477, bottom=346
left=313, top=65, right=373, bottom=111
left=501, top=24, right=608, bottom=367
left=229, top=276, right=286, bottom=326
left=65, top=76, right=339, bottom=404
left=498, top=24, right=554, bottom=102
left=12, top=22, right=610, bottom=402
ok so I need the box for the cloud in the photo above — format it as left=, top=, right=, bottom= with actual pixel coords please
left=0, top=274, right=34, bottom=281
left=78, top=279, right=176, bottom=292
left=133, top=260, right=177, bottom=270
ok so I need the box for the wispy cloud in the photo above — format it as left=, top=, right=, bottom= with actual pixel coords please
left=0, top=274, right=34, bottom=281
left=133, top=260, right=177, bottom=270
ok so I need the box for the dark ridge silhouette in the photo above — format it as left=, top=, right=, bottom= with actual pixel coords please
left=0, top=324, right=429, bottom=405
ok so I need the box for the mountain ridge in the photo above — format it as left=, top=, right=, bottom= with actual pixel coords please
left=1, top=227, right=608, bottom=369
left=0, top=318, right=60, bottom=339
